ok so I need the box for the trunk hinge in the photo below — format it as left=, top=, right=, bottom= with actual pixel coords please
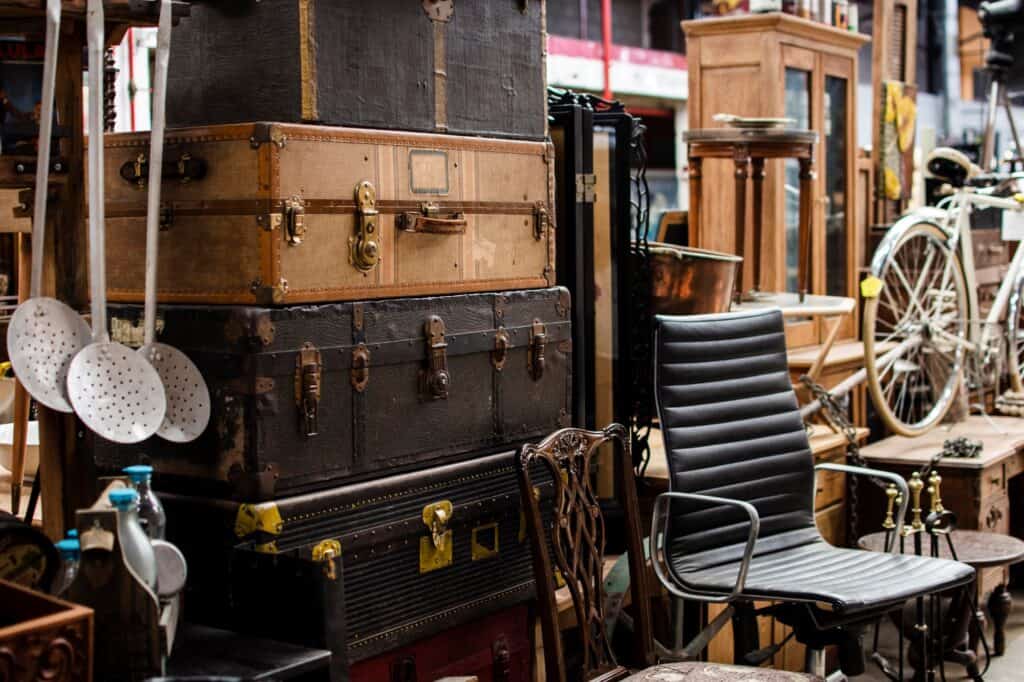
left=422, top=316, right=451, bottom=400
left=295, top=342, right=322, bottom=437
left=575, top=173, right=596, bottom=203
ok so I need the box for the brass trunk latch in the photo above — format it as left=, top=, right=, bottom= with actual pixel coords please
left=528, top=319, right=546, bottom=381
left=492, top=327, right=510, bottom=371
left=533, top=202, right=548, bottom=241
left=284, top=196, right=306, bottom=245
left=423, top=316, right=450, bottom=400
left=312, top=539, right=342, bottom=581
left=419, top=500, right=454, bottom=573
left=295, top=342, right=322, bottom=437
left=351, top=180, right=380, bottom=272
left=351, top=343, right=371, bottom=393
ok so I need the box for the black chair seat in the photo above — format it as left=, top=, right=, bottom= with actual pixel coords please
left=672, top=534, right=975, bottom=615
left=624, top=662, right=820, bottom=680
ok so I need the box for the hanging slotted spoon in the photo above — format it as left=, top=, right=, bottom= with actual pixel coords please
left=6, top=0, right=91, bottom=413
left=138, top=0, right=210, bottom=443
left=67, top=0, right=166, bottom=444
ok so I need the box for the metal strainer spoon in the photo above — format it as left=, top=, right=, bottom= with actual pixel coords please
left=67, top=0, right=166, bottom=444
left=138, top=0, right=210, bottom=443
left=6, top=0, right=91, bottom=413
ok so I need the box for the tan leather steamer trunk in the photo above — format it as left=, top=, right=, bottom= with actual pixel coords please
left=95, top=123, right=555, bottom=305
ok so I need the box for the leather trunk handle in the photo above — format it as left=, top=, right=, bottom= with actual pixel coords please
left=397, top=202, right=466, bottom=234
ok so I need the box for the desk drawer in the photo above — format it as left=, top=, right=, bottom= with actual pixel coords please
left=981, top=495, right=1010, bottom=534
left=815, top=466, right=846, bottom=511
left=981, top=465, right=1008, bottom=505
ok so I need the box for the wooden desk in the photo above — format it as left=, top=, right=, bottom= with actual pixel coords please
left=683, top=128, right=817, bottom=301
left=857, top=416, right=1024, bottom=605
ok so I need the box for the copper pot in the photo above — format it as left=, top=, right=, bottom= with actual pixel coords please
left=643, top=242, right=741, bottom=315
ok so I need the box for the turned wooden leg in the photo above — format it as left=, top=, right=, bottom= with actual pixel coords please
left=733, top=149, right=749, bottom=302
left=989, top=583, right=1013, bottom=655
left=797, top=155, right=815, bottom=302
left=688, top=156, right=702, bottom=246
left=750, top=157, right=766, bottom=292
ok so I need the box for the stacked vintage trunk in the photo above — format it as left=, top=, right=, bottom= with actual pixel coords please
left=89, top=2, right=562, bottom=679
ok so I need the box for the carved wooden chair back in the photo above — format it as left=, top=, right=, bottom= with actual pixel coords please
left=518, top=424, right=653, bottom=682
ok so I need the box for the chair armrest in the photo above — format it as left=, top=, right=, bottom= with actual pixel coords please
left=650, top=491, right=760, bottom=603
left=814, top=462, right=909, bottom=547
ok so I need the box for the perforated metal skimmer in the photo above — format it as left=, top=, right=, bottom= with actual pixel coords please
left=6, top=0, right=90, bottom=413
left=136, top=0, right=211, bottom=443
left=67, top=0, right=165, bottom=444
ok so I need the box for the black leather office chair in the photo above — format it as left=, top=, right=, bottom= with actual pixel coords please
left=650, top=309, right=976, bottom=677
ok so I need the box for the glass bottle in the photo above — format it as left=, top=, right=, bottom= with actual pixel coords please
left=109, top=488, right=158, bottom=590
left=54, top=532, right=80, bottom=595
left=123, top=464, right=166, bottom=540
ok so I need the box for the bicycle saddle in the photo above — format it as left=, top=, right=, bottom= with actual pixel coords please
left=926, top=147, right=981, bottom=187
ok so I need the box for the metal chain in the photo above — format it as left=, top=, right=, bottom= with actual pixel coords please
left=799, top=375, right=886, bottom=541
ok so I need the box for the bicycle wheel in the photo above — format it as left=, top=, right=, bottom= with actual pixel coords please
left=1008, top=276, right=1024, bottom=393
left=864, top=222, right=968, bottom=436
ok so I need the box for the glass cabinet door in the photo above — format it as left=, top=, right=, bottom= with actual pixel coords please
left=824, top=75, right=849, bottom=297
left=784, top=67, right=811, bottom=293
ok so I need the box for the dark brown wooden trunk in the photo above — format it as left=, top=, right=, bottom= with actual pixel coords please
left=160, top=451, right=552, bottom=668
left=87, top=288, right=571, bottom=500
left=165, top=0, right=548, bottom=140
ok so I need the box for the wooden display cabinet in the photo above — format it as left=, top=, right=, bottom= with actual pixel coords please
left=682, top=13, right=869, bottom=347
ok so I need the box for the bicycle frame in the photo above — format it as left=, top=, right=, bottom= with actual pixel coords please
left=934, top=186, right=1024, bottom=356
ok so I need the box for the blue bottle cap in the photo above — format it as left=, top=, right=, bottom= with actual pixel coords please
left=123, top=464, right=154, bottom=483
left=109, top=487, right=139, bottom=509
left=66, top=529, right=78, bottom=539
left=55, top=538, right=80, bottom=558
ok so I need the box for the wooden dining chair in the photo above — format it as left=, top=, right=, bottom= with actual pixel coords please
left=518, top=424, right=820, bottom=682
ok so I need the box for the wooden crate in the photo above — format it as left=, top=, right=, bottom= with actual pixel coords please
left=0, top=578, right=92, bottom=680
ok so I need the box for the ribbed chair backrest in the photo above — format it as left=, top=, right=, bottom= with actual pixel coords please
left=654, top=310, right=819, bottom=575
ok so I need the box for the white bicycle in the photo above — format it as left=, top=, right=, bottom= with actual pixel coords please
left=862, top=147, right=1024, bottom=436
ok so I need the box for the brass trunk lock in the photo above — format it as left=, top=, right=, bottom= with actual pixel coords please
left=295, top=342, right=322, bottom=437
left=492, top=327, right=510, bottom=371
left=350, top=180, right=380, bottom=272
left=419, top=500, right=454, bottom=574
left=528, top=319, right=546, bottom=381
left=351, top=343, right=371, bottom=393
left=423, top=316, right=450, bottom=400
left=533, top=202, right=548, bottom=240
left=312, top=539, right=342, bottom=581
left=284, top=196, right=306, bottom=245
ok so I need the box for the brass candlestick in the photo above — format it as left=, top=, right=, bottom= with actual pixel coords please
left=883, top=483, right=898, bottom=530
left=902, top=472, right=924, bottom=536
left=928, top=471, right=944, bottom=514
